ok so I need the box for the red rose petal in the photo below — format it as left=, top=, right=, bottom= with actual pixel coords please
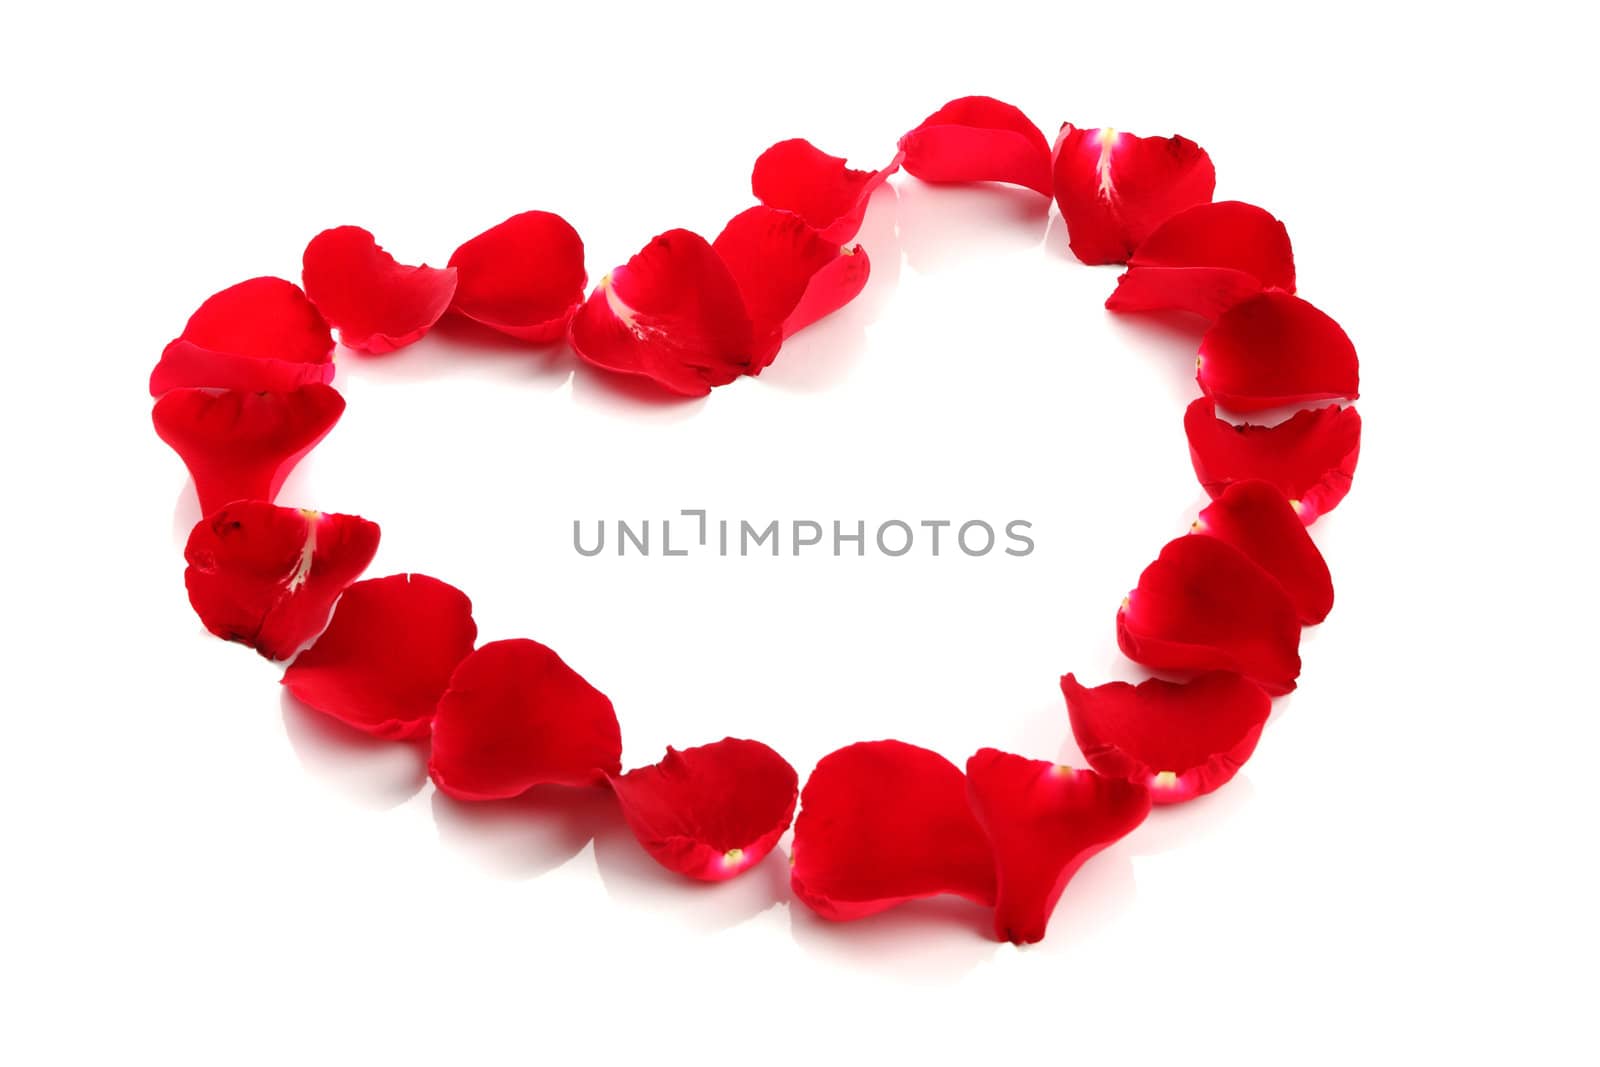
left=184, top=502, right=380, bottom=661
left=301, top=226, right=457, bottom=355
left=965, top=749, right=1151, bottom=944
left=1106, top=201, right=1295, bottom=319
left=428, top=639, right=622, bottom=801
left=790, top=740, right=996, bottom=922
left=1060, top=672, right=1270, bottom=805
left=608, top=738, right=798, bottom=881
left=1194, top=480, right=1334, bottom=624
left=1184, top=398, right=1362, bottom=524
left=568, top=228, right=753, bottom=397
left=281, top=574, right=478, bottom=740
left=784, top=245, right=870, bottom=340
left=751, top=138, right=902, bottom=245
left=1197, top=290, right=1360, bottom=412
left=1051, top=124, right=1216, bottom=265
left=897, top=96, right=1053, bottom=196
left=447, top=211, right=586, bottom=343
left=152, top=384, right=345, bottom=517
left=149, top=277, right=335, bottom=395
left=1117, top=534, right=1303, bottom=695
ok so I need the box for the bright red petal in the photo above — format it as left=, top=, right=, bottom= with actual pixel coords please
left=1060, top=672, right=1270, bottom=805
left=1117, top=534, right=1303, bottom=695
left=184, top=502, right=380, bottom=661
left=568, top=228, right=753, bottom=397
left=149, top=277, right=335, bottom=395
left=447, top=211, right=586, bottom=343
left=152, top=384, right=345, bottom=517
left=428, top=639, right=622, bottom=801
left=790, top=740, right=996, bottom=922
left=897, top=96, right=1053, bottom=196
left=965, top=749, right=1150, bottom=944
left=751, top=138, right=901, bottom=245
left=784, top=244, right=869, bottom=339
left=1194, top=480, right=1334, bottom=624
left=1184, top=398, right=1362, bottom=524
left=281, top=574, right=477, bottom=740
left=1052, top=124, right=1216, bottom=265
left=712, top=207, right=844, bottom=369
left=1198, top=291, right=1359, bottom=412
left=301, top=226, right=457, bottom=354
left=1106, top=201, right=1295, bottom=319
left=609, top=738, right=798, bottom=881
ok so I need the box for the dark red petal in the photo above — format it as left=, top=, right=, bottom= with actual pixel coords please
left=281, top=574, right=477, bottom=740
left=1198, top=291, right=1360, bottom=412
left=152, top=384, right=345, bottom=517
left=1118, top=534, right=1303, bottom=695
left=447, top=211, right=586, bottom=343
left=1106, top=201, right=1295, bottom=319
left=184, top=502, right=380, bottom=661
left=608, top=738, right=798, bottom=881
left=149, top=277, right=335, bottom=395
left=1194, top=480, right=1334, bottom=624
left=965, top=749, right=1150, bottom=944
left=1060, top=672, right=1270, bottom=805
left=791, top=740, right=996, bottom=922
left=897, top=96, right=1053, bottom=196
left=301, top=226, right=457, bottom=355
left=429, top=639, right=622, bottom=801
left=751, top=138, right=901, bottom=245
left=1184, top=398, right=1362, bottom=525
left=568, top=228, right=753, bottom=397
left=1051, top=124, right=1216, bottom=265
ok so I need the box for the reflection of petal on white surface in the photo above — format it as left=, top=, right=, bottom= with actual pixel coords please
left=279, top=691, right=427, bottom=810
left=429, top=784, right=617, bottom=881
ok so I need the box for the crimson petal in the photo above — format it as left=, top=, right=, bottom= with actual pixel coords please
left=1198, top=290, right=1359, bottom=412
left=302, top=226, right=457, bottom=354
left=149, top=277, right=335, bottom=395
left=1106, top=201, right=1295, bottom=319
left=1060, top=673, right=1270, bottom=805
left=447, top=211, right=586, bottom=343
left=897, top=96, right=1053, bottom=196
left=790, top=740, right=996, bottom=922
left=751, top=138, right=901, bottom=245
left=428, top=639, right=622, bottom=801
left=281, top=574, right=477, bottom=740
left=1184, top=398, right=1362, bottom=524
left=609, top=738, right=798, bottom=881
left=1052, top=124, right=1216, bottom=265
left=1194, top=480, right=1334, bottom=624
left=184, top=502, right=380, bottom=661
left=965, top=749, right=1151, bottom=944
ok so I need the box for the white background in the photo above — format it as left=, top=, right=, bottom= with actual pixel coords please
left=3, top=2, right=1595, bottom=1062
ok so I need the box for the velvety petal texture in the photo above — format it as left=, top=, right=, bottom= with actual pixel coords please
left=965, top=749, right=1151, bottom=944
left=153, top=384, right=345, bottom=516
left=149, top=277, right=335, bottom=395
left=609, top=738, right=799, bottom=881
left=1198, top=291, right=1360, bottom=411
left=184, top=502, right=380, bottom=661
left=1185, top=398, right=1362, bottom=524
left=897, top=96, right=1053, bottom=196
left=751, top=138, right=901, bottom=244
left=302, top=226, right=457, bottom=354
left=1106, top=201, right=1295, bottom=319
left=281, top=574, right=478, bottom=739
left=1061, top=673, right=1271, bottom=804
left=447, top=211, right=586, bottom=343
left=1052, top=125, right=1216, bottom=265
left=790, top=741, right=996, bottom=922
left=429, top=639, right=622, bottom=801
left=1194, top=480, right=1334, bottom=624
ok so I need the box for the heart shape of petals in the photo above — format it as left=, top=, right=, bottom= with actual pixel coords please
left=790, top=740, right=996, bottom=922
left=1060, top=672, right=1271, bottom=804
left=1106, top=201, right=1296, bottom=319
left=429, top=639, right=622, bottom=801
left=184, top=502, right=380, bottom=661
left=1197, top=290, right=1360, bottom=412
left=1052, top=124, right=1216, bottom=266
left=569, top=228, right=754, bottom=397
left=1185, top=398, right=1362, bottom=524
left=149, top=277, right=335, bottom=395
left=1118, top=534, right=1303, bottom=695
left=965, top=749, right=1151, bottom=944
left=281, top=573, right=478, bottom=740
left=751, top=138, right=902, bottom=245
left=302, top=226, right=458, bottom=355
left=897, top=96, right=1053, bottom=196
left=609, top=738, right=798, bottom=881
left=153, top=384, right=346, bottom=517
left=447, top=211, right=587, bottom=343
left=1194, top=480, right=1334, bottom=624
